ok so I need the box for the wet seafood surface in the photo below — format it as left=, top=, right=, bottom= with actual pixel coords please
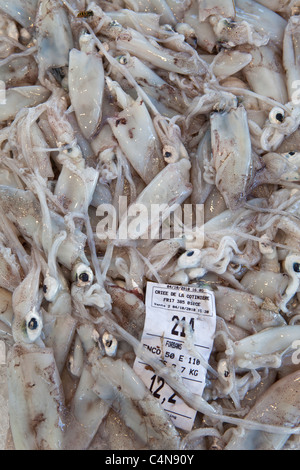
left=0, top=0, right=300, bottom=451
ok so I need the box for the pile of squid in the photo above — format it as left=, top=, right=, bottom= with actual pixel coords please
left=1, top=0, right=300, bottom=451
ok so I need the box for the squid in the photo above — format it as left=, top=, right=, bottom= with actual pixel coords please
left=183, top=2, right=217, bottom=53
left=68, top=33, right=105, bottom=140
left=7, top=344, right=66, bottom=450
left=0, top=0, right=38, bottom=29
left=242, top=45, right=288, bottom=106
left=0, top=240, right=23, bottom=293
left=235, top=0, right=287, bottom=47
left=210, top=105, right=253, bottom=210
left=214, top=285, right=286, bottom=332
left=118, top=158, right=192, bottom=241
left=35, top=0, right=74, bottom=81
left=11, top=251, right=43, bottom=345
left=39, top=233, right=77, bottom=373
left=115, top=27, right=206, bottom=76
left=125, top=0, right=177, bottom=25
left=0, top=86, right=51, bottom=123
left=227, top=325, right=300, bottom=370
left=283, top=14, right=300, bottom=103
left=197, top=0, right=236, bottom=22
left=107, top=78, right=165, bottom=186
left=1, top=0, right=300, bottom=453
left=0, top=186, right=88, bottom=270
left=225, top=370, right=300, bottom=450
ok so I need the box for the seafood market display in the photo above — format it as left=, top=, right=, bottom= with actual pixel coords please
left=1, top=0, right=300, bottom=451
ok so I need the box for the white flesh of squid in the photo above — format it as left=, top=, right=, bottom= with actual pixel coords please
left=0, top=55, right=38, bottom=87
left=204, top=187, right=227, bottom=222
left=30, top=122, right=54, bottom=179
left=35, top=0, right=74, bottom=78
left=0, top=167, right=23, bottom=189
left=11, top=254, right=43, bottom=345
left=230, top=325, right=300, bottom=369
left=191, top=129, right=213, bottom=205
left=0, top=287, right=13, bottom=328
left=106, top=284, right=145, bottom=336
left=134, top=0, right=177, bottom=25
left=40, top=236, right=78, bottom=372
left=0, top=186, right=88, bottom=270
left=7, top=344, right=65, bottom=450
left=63, top=365, right=110, bottom=450
left=120, top=159, right=192, bottom=240
left=76, top=322, right=180, bottom=448
left=108, top=10, right=161, bottom=35
left=235, top=0, right=288, bottom=47
left=0, top=14, right=19, bottom=60
left=54, top=157, right=99, bottom=214
left=198, top=0, right=235, bottom=22
left=0, top=243, right=23, bottom=293
left=43, top=310, right=76, bottom=373
left=107, top=80, right=165, bottom=185
left=242, top=45, right=288, bottom=105
left=183, top=3, right=217, bottom=53
left=210, top=15, right=269, bottom=48
left=214, top=285, right=286, bottom=332
left=115, top=28, right=205, bottom=76
left=202, top=204, right=255, bottom=236
left=259, top=151, right=300, bottom=183
left=0, top=86, right=51, bottom=123
left=0, top=0, right=38, bottom=29
left=225, top=370, right=300, bottom=450
left=210, top=105, right=252, bottom=210
left=113, top=54, right=188, bottom=113
left=254, top=0, right=290, bottom=11
left=91, top=355, right=181, bottom=450
left=68, top=47, right=104, bottom=140
left=283, top=15, right=300, bottom=102
left=240, top=269, right=289, bottom=302
left=220, top=76, right=260, bottom=111
left=68, top=333, right=84, bottom=378
left=210, top=50, right=253, bottom=80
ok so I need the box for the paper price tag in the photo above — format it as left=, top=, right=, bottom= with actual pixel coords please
left=134, top=282, right=216, bottom=431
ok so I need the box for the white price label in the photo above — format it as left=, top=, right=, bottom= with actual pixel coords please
left=134, top=282, right=216, bottom=431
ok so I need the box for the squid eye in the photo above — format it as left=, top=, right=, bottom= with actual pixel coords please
left=43, top=275, right=60, bottom=302
left=117, top=55, right=128, bottom=65
left=293, top=262, right=300, bottom=273
left=72, top=263, right=94, bottom=287
left=102, top=332, right=118, bottom=357
left=269, top=107, right=285, bottom=124
left=177, top=249, right=201, bottom=269
left=27, top=317, right=38, bottom=331
left=163, top=24, right=174, bottom=32
left=217, top=359, right=231, bottom=384
left=109, top=20, right=120, bottom=27
left=25, top=310, right=43, bottom=342
left=163, top=145, right=179, bottom=163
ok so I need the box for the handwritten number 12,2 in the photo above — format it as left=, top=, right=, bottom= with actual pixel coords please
left=149, top=374, right=176, bottom=405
